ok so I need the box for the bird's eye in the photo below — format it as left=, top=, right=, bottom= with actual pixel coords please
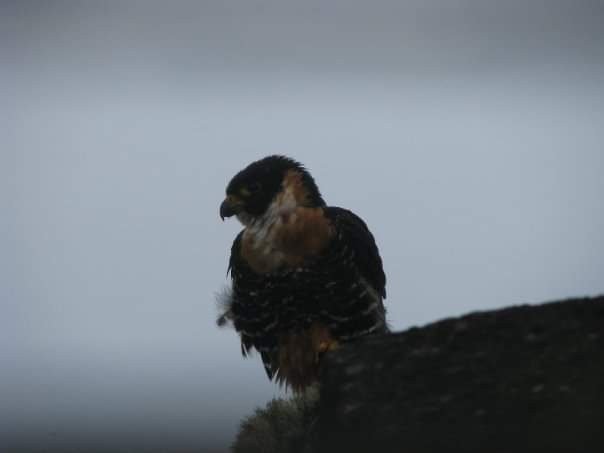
left=247, top=182, right=262, bottom=194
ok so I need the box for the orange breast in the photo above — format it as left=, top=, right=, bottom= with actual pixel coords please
left=241, top=207, right=333, bottom=274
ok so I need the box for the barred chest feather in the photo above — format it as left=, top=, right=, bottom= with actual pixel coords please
left=231, top=228, right=385, bottom=347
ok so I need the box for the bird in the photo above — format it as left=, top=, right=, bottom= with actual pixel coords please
left=218, top=155, right=387, bottom=391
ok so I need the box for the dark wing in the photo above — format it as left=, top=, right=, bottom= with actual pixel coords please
left=227, top=231, right=276, bottom=378
left=323, top=207, right=386, bottom=299
left=227, top=230, right=245, bottom=277
left=225, top=230, right=254, bottom=354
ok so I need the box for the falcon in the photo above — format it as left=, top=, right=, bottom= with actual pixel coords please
left=218, top=155, right=387, bottom=391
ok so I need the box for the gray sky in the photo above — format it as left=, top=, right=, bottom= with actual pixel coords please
left=2, top=1, right=604, bottom=451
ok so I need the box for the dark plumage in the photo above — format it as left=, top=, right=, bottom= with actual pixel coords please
left=218, top=155, right=387, bottom=391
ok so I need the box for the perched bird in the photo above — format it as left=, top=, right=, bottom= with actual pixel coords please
left=218, top=155, right=387, bottom=391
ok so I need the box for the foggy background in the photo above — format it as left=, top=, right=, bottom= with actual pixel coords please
left=2, top=1, right=603, bottom=451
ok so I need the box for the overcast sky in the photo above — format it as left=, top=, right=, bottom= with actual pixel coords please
left=2, top=1, right=604, bottom=451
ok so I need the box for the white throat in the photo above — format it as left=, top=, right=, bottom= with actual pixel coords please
left=238, top=185, right=298, bottom=241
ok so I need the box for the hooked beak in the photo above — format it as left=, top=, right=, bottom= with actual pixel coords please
left=220, top=195, right=243, bottom=220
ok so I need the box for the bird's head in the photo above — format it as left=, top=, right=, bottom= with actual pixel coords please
left=220, top=155, right=325, bottom=226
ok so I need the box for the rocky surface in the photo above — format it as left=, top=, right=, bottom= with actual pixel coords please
left=317, top=296, right=604, bottom=453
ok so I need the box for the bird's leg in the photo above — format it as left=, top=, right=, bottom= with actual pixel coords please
left=310, top=322, right=339, bottom=363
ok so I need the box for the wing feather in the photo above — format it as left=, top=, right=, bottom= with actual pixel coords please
left=323, top=207, right=386, bottom=299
